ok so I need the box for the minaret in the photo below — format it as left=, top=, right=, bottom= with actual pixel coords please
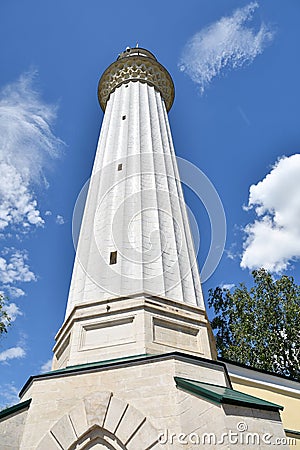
left=52, top=47, right=216, bottom=369
left=1, top=47, right=287, bottom=450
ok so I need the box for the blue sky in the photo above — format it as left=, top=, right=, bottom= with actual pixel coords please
left=0, top=0, right=300, bottom=407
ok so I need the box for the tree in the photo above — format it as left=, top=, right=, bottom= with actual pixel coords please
left=208, top=269, right=300, bottom=380
left=0, top=293, right=11, bottom=336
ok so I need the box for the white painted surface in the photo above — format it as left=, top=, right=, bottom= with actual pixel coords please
left=66, top=81, right=204, bottom=318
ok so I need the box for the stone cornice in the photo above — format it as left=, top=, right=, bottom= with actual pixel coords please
left=98, top=51, right=175, bottom=111
left=54, top=293, right=208, bottom=348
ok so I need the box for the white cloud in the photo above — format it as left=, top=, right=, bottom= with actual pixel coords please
left=241, top=154, right=300, bottom=272
left=40, top=358, right=52, bottom=373
left=55, top=214, right=65, bottom=225
left=0, top=70, right=64, bottom=233
left=3, top=302, right=22, bottom=322
left=0, top=346, right=25, bottom=362
left=45, top=210, right=52, bottom=216
left=0, top=383, right=19, bottom=409
left=2, top=285, right=25, bottom=298
left=179, top=2, right=274, bottom=93
left=220, top=283, right=235, bottom=290
left=0, top=249, right=36, bottom=284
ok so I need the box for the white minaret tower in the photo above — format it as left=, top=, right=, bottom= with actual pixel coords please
left=1, top=47, right=286, bottom=450
left=52, top=47, right=216, bottom=369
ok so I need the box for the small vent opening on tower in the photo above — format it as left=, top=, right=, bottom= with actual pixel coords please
left=122, top=115, right=126, bottom=120
left=117, top=163, right=123, bottom=171
left=110, top=251, right=117, bottom=265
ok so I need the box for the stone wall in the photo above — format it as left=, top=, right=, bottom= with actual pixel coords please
left=0, top=409, right=28, bottom=450
left=11, top=355, right=287, bottom=449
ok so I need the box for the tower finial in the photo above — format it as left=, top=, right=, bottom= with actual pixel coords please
left=136, top=42, right=139, bottom=48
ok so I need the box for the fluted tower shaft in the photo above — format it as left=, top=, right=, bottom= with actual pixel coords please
left=53, top=48, right=216, bottom=369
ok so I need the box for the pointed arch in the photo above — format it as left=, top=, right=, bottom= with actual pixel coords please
left=36, top=391, right=162, bottom=450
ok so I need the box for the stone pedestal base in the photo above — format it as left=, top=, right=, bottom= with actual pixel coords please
left=52, top=294, right=217, bottom=370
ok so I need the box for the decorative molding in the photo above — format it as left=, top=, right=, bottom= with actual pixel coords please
left=79, top=316, right=136, bottom=351
left=98, top=56, right=174, bottom=111
left=152, top=317, right=201, bottom=353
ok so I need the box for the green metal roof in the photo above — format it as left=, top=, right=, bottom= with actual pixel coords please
left=285, top=429, right=300, bottom=437
left=45, top=353, right=152, bottom=375
left=174, top=377, right=283, bottom=411
left=0, top=399, right=31, bottom=421
left=19, top=352, right=232, bottom=399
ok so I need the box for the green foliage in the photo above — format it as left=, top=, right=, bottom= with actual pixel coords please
left=208, top=269, right=300, bottom=380
left=0, top=293, right=11, bottom=336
